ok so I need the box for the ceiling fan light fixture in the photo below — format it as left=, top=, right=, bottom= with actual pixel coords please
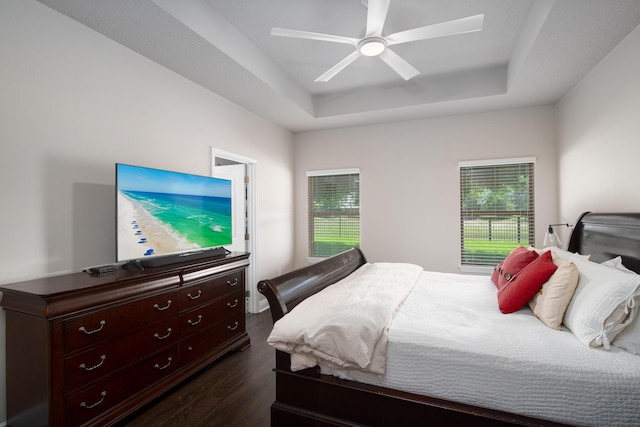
left=358, top=37, right=386, bottom=56
left=271, top=1, right=485, bottom=82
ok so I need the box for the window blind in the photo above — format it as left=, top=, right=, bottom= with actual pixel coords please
left=459, top=159, right=535, bottom=266
left=307, top=169, right=360, bottom=257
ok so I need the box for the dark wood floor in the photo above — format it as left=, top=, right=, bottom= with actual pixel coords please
left=118, top=310, right=275, bottom=427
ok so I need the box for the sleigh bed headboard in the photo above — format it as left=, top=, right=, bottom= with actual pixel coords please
left=567, top=212, right=640, bottom=274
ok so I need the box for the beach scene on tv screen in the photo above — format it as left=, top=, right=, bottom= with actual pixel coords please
left=117, top=164, right=232, bottom=262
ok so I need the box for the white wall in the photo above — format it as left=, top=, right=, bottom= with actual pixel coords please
left=294, top=106, right=559, bottom=272
left=0, top=1, right=295, bottom=422
left=556, top=23, right=640, bottom=223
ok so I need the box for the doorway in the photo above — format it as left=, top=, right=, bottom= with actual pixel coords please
left=214, top=162, right=246, bottom=253
left=211, top=148, right=259, bottom=313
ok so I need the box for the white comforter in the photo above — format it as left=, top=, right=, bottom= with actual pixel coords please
left=267, top=262, right=422, bottom=374
left=325, top=271, right=640, bottom=427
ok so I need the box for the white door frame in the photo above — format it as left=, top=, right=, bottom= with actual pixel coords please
left=211, top=148, right=259, bottom=314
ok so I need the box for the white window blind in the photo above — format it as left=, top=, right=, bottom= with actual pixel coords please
left=307, top=169, right=360, bottom=258
left=459, top=158, right=535, bottom=266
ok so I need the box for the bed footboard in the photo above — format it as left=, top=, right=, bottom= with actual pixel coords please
left=257, top=247, right=367, bottom=323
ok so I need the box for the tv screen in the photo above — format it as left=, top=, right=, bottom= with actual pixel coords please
left=116, top=163, right=232, bottom=263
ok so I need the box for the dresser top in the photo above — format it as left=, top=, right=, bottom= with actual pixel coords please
left=0, top=252, right=249, bottom=318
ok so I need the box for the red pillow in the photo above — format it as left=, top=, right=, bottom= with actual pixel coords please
left=491, top=259, right=505, bottom=287
left=492, top=246, right=539, bottom=288
left=497, top=251, right=557, bottom=314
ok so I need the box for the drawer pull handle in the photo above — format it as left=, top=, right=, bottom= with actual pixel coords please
left=79, top=320, right=106, bottom=335
left=153, top=300, right=172, bottom=311
left=154, top=357, right=173, bottom=371
left=227, top=278, right=239, bottom=287
left=79, top=355, right=106, bottom=372
left=188, top=315, right=203, bottom=326
left=187, top=289, right=202, bottom=300
left=154, top=328, right=172, bottom=340
left=80, top=391, right=106, bottom=409
left=227, top=299, right=239, bottom=308
left=227, top=321, right=239, bottom=331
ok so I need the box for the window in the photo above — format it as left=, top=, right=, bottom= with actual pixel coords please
left=307, top=169, right=360, bottom=258
left=459, top=158, right=535, bottom=267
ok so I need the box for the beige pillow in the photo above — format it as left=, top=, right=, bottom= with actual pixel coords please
left=528, top=258, right=579, bottom=329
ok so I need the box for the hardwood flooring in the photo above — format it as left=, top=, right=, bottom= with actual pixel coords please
left=118, top=311, right=275, bottom=427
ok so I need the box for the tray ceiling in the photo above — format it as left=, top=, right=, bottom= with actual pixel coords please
left=37, top=0, right=640, bottom=132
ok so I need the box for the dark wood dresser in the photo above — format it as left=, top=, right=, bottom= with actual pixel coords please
left=0, top=252, right=250, bottom=427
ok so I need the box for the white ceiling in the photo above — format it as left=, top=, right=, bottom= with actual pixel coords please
left=37, top=0, right=640, bottom=133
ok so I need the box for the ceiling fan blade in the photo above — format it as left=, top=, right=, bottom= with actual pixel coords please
left=315, top=50, right=361, bottom=82
left=366, top=0, right=391, bottom=37
left=271, top=28, right=358, bottom=46
left=379, top=49, right=419, bottom=80
left=386, top=14, right=484, bottom=46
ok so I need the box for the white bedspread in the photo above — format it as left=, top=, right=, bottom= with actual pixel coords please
left=267, top=262, right=422, bottom=374
left=322, top=271, right=640, bottom=426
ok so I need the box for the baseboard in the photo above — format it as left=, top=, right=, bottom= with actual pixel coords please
left=258, top=298, right=269, bottom=313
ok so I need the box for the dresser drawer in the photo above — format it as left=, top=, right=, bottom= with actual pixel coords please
left=63, top=290, right=179, bottom=353
left=64, top=317, right=180, bottom=393
left=180, top=270, right=243, bottom=311
left=181, top=312, right=245, bottom=365
left=65, top=345, right=180, bottom=426
left=180, top=290, right=243, bottom=338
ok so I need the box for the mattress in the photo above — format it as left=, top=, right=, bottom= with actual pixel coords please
left=321, top=271, right=640, bottom=426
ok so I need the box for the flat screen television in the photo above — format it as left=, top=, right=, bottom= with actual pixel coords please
left=116, top=163, right=232, bottom=266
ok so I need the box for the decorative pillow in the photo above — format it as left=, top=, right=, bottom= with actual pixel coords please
left=602, top=256, right=636, bottom=274
left=563, top=255, right=640, bottom=349
left=492, top=246, right=539, bottom=289
left=491, top=259, right=504, bottom=286
left=528, top=258, right=579, bottom=329
left=497, top=251, right=557, bottom=314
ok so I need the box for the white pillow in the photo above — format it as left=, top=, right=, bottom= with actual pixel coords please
left=601, top=256, right=636, bottom=274
left=602, top=258, right=640, bottom=354
left=543, top=246, right=590, bottom=262
left=613, top=309, right=640, bottom=354
left=563, top=255, right=640, bottom=349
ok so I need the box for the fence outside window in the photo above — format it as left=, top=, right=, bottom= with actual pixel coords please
left=459, top=158, right=535, bottom=266
left=307, top=169, right=360, bottom=258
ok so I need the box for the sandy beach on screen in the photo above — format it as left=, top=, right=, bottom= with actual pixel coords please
left=117, top=191, right=198, bottom=261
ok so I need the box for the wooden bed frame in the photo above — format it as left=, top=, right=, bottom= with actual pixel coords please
left=257, top=212, right=640, bottom=426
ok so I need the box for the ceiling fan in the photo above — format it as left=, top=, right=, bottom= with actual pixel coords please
left=271, top=0, right=484, bottom=82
